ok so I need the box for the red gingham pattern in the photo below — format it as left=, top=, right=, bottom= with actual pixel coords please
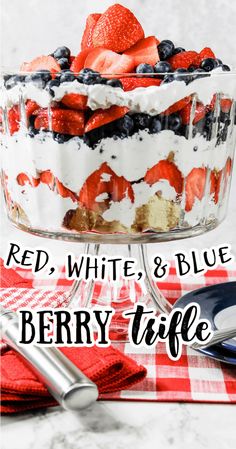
left=1, top=262, right=236, bottom=403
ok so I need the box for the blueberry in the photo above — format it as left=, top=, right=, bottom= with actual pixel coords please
left=222, top=64, right=230, bottom=71
left=200, top=58, right=218, bottom=72
left=172, top=47, right=185, bottom=55
left=188, top=65, right=198, bottom=72
left=83, top=72, right=102, bottom=85
left=36, top=70, right=52, bottom=83
left=136, top=63, right=154, bottom=74
left=154, top=61, right=172, bottom=75
left=25, top=72, right=46, bottom=88
left=53, top=46, right=71, bottom=60
left=5, top=75, right=22, bottom=89
left=106, top=78, right=123, bottom=88
left=162, top=74, right=174, bottom=83
left=28, top=125, right=39, bottom=138
left=216, top=58, right=223, bottom=66
left=80, top=68, right=98, bottom=76
left=157, top=40, right=175, bottom=60
left=150, top=117, right=162, bottom=133
left=53, top=132, right=71, bottom=143
left=60, top=70, right=76, bottom=83
left=116, top=115, right=134, bottom=136
left=133, top=113, right=151, bottom=130
left=173, top=68, right=190, bottom=83
left=168, top=113, right=182, bottom=132
left=57, top=58, right=70, bottom=70
left=46, top=78, right=60, bottom=96
left=191, top=68, right=209, bottom=81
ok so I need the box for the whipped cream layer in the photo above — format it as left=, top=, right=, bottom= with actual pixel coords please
left=1, top=69, right=236, bottom=115
left=2, top=127, right=232, bottom=232
left=1, top=129, right=231, bottom=196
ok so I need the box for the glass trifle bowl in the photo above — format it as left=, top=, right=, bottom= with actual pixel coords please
left=1, top=69, right=236, bottom=339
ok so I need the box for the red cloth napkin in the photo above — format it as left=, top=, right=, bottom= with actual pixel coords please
left=0, top=261, right=147, bottom=414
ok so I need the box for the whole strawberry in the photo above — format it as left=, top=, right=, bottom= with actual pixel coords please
left=92, top=4, right=144, bottom=52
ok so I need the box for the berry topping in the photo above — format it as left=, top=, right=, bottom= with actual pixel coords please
left=21, top=55, right=61, bottom=75
left=53, top=46, right=71, bottom=60
left=85, top=105, right=129, bottom=133
left=124, top=36, right=159, bottom=67
left=70, top=49, right=93, bottom=73
left=92, top=4, right=144, bottom=53
left=80, top=68, right=102, bottom=85
left=79, top=162, right=134, bottom=212
left=193, top=47, right=216, bottom=66
left=84, top=48, right=135, bottom=74
left=34, top=109, right=85, bottom=136
left=81, top=13, right=101, bottom=50
left=46, top=78, right=60, bottom=96
left=172, top=47, right=185, bottom=55
left=57, top=58, right=70, bottom=70
left=157, top=40, right=175, bottom=60
left=149, top=117, right=162, bottom=134
left=133, top=113, right=151, bottom=130
left=7, top=106, right=20, bottom=135
left=180, top=102, right=206, bottom=125
left=55, top=179, right=77, bottom=202
left=120, top=77, right=161, bottom=91
left=135, top=63, right=154, bottom=74
left=144, top=160, right=184, bottom=194
left=154, top=61, right=172, bottom=75
left=61, top=93, right=88, bottom=110
left=200, top=58, right=218, bottom=72
left=185, top=168, right=207, bottom=212
left=222, top=64, right=230, bottom=71
left=106, top=78, right=123, bottom=88
left=59, top=70, right=76, bottom=83
left=168, top=51, right=198, bottom=70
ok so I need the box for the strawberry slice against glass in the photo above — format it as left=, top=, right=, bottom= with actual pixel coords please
left=120, top=77, right=161, bottom=91
left=61, top=93, right=88, bottom=110
left=79, top=162, right=134, bottom=212
left=85, top=106, right=129, bottom=133
left=144, top=160, right=184, bottom=195
left=34, top=109, right=85, bottom=136
left=20, top=55, right=61, bottom=76
left=185, top=167, right=207, bottom=212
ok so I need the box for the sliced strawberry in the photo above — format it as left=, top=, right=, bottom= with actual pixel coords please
left=17, top=173, right=40, bottom=187
left=163, top=96, right=191, bottom=115
left=92, top=4, right=144, bottom=53
left=120, top=77, right=162, bottom=91
left=220, top=99, right=233, bottom=113
left=193, top=47, right=216, bottom=66
left=180, top=101, right=206, bottom=125
left=85, top=106, right=129, bottom=133
left=84, top=48, right=135, bottom=75
left=144, top=160, right=184, bottom=195
left=55, top=179, right=77, bottom=202
left=35, top=109, right=85, bottom=136
left=185, top=167, right=207, bottom=212
left=61, top=93, right=88, bottom=110
left=79, top=162, right=134, bottom=212
left=210, top=170, right=221, bottom=204
left=208, top=95, right=233, bottom=114
left=21, top=55, right=61, bottom=75
left=70, top=48, right=93, bottom=73
left=8, top=106, right=20, bottom=135
left=40, top=170, right=54, bottom=189
left=168, top=51, right=198, bottom=70
left=124, top=36, right=159, bottom=66
left=81, top=13, right=101, bottom=50
left=25, top=100, right=39, bottom=117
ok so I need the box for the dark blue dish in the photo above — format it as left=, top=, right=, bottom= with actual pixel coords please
left=174, top=281, right=236, bottom=364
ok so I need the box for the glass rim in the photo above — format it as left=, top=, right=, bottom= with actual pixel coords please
left=1, top=67, right=236, bottom=77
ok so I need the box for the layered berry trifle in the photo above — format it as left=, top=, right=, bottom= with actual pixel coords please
left=1, top=4, right=236, bottom=242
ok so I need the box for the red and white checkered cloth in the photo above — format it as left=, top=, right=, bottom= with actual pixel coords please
left=1, top=261, right=236, bottom=403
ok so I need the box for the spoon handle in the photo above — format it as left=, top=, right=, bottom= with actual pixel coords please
left=191, top=327, right=236, bottom=350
